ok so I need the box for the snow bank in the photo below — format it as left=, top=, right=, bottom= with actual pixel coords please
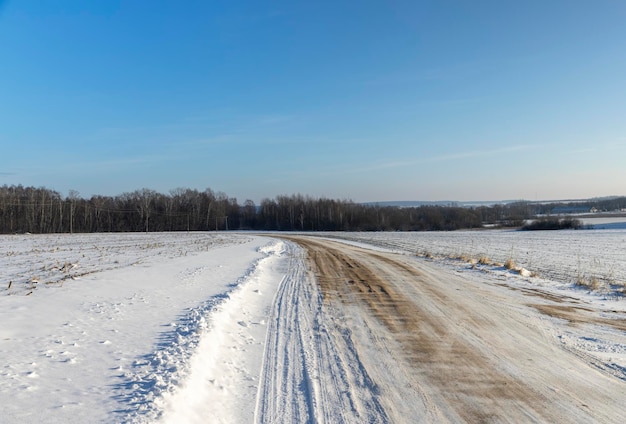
left=0, top=233, right=285, bottom=424
left=153, top=241, right=288, bottom=424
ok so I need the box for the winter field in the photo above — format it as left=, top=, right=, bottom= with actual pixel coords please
left=321, top=223, right=626, bottom=297
left=1, top=226, right=626, bottom=422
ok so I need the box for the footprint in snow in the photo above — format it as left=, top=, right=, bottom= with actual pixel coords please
left=238, top=321, right=249, bottom=327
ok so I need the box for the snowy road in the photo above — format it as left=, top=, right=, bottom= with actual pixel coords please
left=268, top=236, right=626, bottom=423
left=2, top=232, right=625, bottom=423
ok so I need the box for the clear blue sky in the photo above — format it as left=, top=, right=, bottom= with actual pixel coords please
left=1, top=0, right=625, bottom=203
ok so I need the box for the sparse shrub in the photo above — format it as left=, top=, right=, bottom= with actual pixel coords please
left=504, top=258, right=516, bottom=270
left=589, top=276, right=602, bottom=291
left=478, top=256, right=490, bottom=265
left=576, top=275, right=603, bottom=291
left=450, top=253, right=468, bottom=262
left=521, top=218, right=583, bottom=231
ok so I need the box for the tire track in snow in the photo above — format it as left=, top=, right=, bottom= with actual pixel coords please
left=255, top=241, right=388, bottom=423
left=254, top=242, right=318, bottom=422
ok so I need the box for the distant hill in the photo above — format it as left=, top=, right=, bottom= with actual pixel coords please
left=362, top=200, right=523, bottom=208
left=363, top=196, right=625, bottom=209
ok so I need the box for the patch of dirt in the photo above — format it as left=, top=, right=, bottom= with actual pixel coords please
left=531, top=304, right=626, bottom=332
left=284, top=236, right=550, bottom=422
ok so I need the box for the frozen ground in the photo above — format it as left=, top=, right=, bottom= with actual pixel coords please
left=0, top=233, right=285, bottom=423
left=280, top=236, right=626, bottom=422
left=320, top=227, right=626, bottom=296
left=1, top=229, right=625, bottom=422
left=318, top=228, right=626, bottom=389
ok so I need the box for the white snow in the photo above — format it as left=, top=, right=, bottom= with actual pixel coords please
left=0, top=233, right=287, bottom=423
left=156, top=241, right=288, bottom=424
left=2, top=229, right=626, bottom=423
left=319, top=228, right=626, bottom=295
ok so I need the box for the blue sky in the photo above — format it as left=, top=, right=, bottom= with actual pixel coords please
left=1, top=0, right=625, bottom=203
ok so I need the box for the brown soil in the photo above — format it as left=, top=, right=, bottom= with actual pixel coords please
left=283, top=236, right=552, bottom=422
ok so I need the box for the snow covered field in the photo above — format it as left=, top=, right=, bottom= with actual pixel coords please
left=322, top=227, right=626, bottom=296
left=1, top=233, right=287, bottom=423
left=2, top=229, right=626, bottom=423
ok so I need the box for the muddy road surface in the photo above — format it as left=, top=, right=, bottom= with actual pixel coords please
left=277, top=236, right=625, bottom=423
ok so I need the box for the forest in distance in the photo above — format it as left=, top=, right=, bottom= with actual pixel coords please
left=1, top=184, right=625, bottom=234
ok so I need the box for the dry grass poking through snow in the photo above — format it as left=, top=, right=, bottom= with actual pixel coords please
left=416, top=244, right=615, bottom=295
left=457, top=254, right=474, bottom=263
left=330, top=230, right=626, bottom=297
left=431, top=251, right=540, bottom=279
left=576, top=275, right=603, bottom=291
left=504, top=258, right=516, bottom=270
left=1, top=233, right=250, bottom=296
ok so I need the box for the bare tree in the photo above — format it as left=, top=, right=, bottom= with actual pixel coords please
left=67, top=190, right=80, bottom=234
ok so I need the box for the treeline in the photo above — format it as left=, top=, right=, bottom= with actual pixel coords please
left=0, top=185, right=240, bottom=234
left=532, top=197, right=626, bottom=215
left=6, top=184, right=611, bottom=234
left=0, top=184, right=517, bottom=234
left=258, top=195, right=485, bottom=231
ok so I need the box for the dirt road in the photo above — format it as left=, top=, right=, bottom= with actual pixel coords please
left=276, top=236, right=625, bottom=423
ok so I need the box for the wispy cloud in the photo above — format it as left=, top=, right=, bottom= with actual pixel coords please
left=569, top=147, right=597, bottom=154
left=255, top=114, right=294, bottom=126
left=26, top=152, right=180, bottom=177
left=606, top=140, right=626, bottom=149
left=557, top=140, right=625, bottom=156
left=178, top=134, right=240, bottom=147
left=418, top=97, right=486, bottom=107
left=362, top=70, right=487, bottom=108
left=427, top=145, right=533, bottom=162
left=321, top=144, right=536, bottom=176
left=266, top=145, right=535, bottom=181
left=90, top=111, right=302, bottom=146
left=364, top=60, right=489, bottom=87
